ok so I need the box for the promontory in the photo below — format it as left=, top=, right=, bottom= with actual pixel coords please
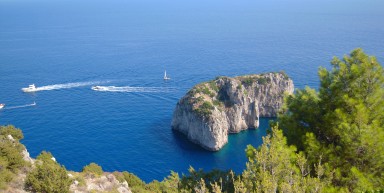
left=171, top=72, right=294, bottom=151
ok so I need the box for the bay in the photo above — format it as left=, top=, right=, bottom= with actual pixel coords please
left=0, top=0, right=383, bottom=182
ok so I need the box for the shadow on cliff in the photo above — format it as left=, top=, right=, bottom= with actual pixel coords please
left=171, top=129, right=211, bottom=152
left=147, top=116, right=210, bottom=152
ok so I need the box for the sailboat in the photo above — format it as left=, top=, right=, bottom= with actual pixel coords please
left=164, top=70, right=171, bottom=80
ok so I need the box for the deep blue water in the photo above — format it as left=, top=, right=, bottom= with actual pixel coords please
left=0, top=0, right=383, bottom=182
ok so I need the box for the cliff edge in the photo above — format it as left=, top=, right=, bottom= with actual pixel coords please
left=171, top=72, right=294, bottom=151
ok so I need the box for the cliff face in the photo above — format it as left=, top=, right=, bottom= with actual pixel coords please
left=171, top=72, right=294, bottom=151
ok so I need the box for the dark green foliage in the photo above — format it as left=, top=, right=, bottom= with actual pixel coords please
left=279, top=70, right=289, bottom=80
left=196, top=96, right=204, bottom=103
left=241, top=77, right=254, bottom=86
left=120, top=171, right=147, bottom=192
left=115, top=171, right=178, bottom=193
left=195, top=101, right=214, bottom=117
left=161, top=171, right=179, bottom=192
left=0, top=125, right=27, bottom=189
left=242, top=125, right=329, bottom=192
left=0, top=157, right=14, bottom=189
left=279, top=48, right=384, bottom=191
left=179, top=166, right=235, bottom=193
left=0, top=140, right=25, bottom=172
left=257, top=77, right=267, bottom=84
left=82, top=162, right=103, bottom=177
left=26, top=151, right=71, bottom=193
left=202, top=86, right=212, bottom=96
left=208, top=81, right=219, bottom=92
left=212, top=100, right=222, bottom=107
left=279, top=87, right=321, bottom=150
left=0, top=125, right=23, bottom=141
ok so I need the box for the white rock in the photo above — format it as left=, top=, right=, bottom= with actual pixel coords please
left=51, top=157, right=56, bottom=162
left=117, top=186, right=132, bottom=193
left=172, top=73, right=294, bottom=151
left=7, top=134, right=15, bottom=141
left=122, top=181, right=129, bottom=188
left=22, top=149, right=35, bottom=164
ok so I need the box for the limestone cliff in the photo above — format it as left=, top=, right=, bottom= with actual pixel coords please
left=171, top=72, right=294, bottom=151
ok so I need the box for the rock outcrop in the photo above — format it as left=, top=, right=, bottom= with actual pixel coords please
left=69, top=173, right=132, bottom=193
left=3, top=134, right=131, bottom=193
left=171, top=72, right=294, bottom=151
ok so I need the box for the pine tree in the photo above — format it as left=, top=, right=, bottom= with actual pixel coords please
left=279, top=48, right=384, bottom=191
left=242, top=125, right=327, bottom=192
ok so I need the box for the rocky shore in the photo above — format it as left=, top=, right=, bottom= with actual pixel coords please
left=4, top=137, right=132, bottom=193
left=171, top=72, right=294, bottom=151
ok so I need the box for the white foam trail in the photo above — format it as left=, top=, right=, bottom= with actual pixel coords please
left=92, top=86, right=177, bottom=93
left=4, top=102, right=36, bottom=110
left=28, top=81, right=109, bottom=92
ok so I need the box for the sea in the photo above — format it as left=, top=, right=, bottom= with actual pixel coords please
left=0, top=0, right=383, bottom=182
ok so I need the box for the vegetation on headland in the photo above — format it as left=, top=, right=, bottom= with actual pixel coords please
left=188, top=72, right=289, bottom=119
left=1, top=49, right=383, bottom=192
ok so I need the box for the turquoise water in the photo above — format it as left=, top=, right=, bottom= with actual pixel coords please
left=0, top=0, right=383, bottom=182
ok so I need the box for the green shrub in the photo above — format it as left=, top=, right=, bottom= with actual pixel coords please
left=209, top=81, right=219, bottom=92
left=82, top=162, right=103, bottom=177
left=120, top=171, right=147, bottom=192
left=258, top=77, right=267, bottom=84
left=26, top=151, right=71, bottom=193
left=279, top=70, right=289, bottom=80
left=212, top=100, right=222, bottom=107
left=195, top=101, right=214, bottom=117
left=0, top=125, right=28, bottom=190
left=0, top=157, right=14, bottom=189
left=215, top=76, right=225, bottom=80
left=0, top=125, right=23, bottom=141
left=74, top=175, right=86, bottom=187
left=0, top=141, right=26, bottom=172
left=202, top=86, right=212, bottom=96
left=241, top=77, right=254, bottom=86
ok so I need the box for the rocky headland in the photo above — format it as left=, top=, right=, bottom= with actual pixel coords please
left=171, top=72, right=294, bottom=151
left=3, top=134, right=132, bottom=193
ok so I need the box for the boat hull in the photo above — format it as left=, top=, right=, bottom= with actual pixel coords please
left=22, top=88, right=37, bottom=92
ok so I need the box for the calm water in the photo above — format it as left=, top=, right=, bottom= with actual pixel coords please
left=1, top=0, right=383, bottom=182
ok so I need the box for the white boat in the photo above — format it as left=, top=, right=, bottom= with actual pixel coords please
left=0, top=103, right=4, bottom=109
left=22, top=84, right=37, bottom=92
left=164, top=70, right=171, bottom=80
left=92, top=86, right=103, bottom=91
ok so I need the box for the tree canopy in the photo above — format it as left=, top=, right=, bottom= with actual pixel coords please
left=279, top=48, right=384, bottom=191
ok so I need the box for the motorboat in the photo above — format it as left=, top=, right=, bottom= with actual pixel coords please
left=164, top=70, right=171, bottom=80
left=22, top=84, right=37, bottom=92
left=92, top=86, right=103, bottom=91
left=0, top=104, right=4, bottom=109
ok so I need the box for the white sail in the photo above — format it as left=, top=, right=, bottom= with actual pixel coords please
left=164, top=70, right=170, bottom=80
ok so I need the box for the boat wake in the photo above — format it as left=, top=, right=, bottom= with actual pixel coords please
left=92, top=86, right=177, bottom=93
left=4, top=102, right=36, bottom=110
left=27, top=81, right=109, bottom=92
